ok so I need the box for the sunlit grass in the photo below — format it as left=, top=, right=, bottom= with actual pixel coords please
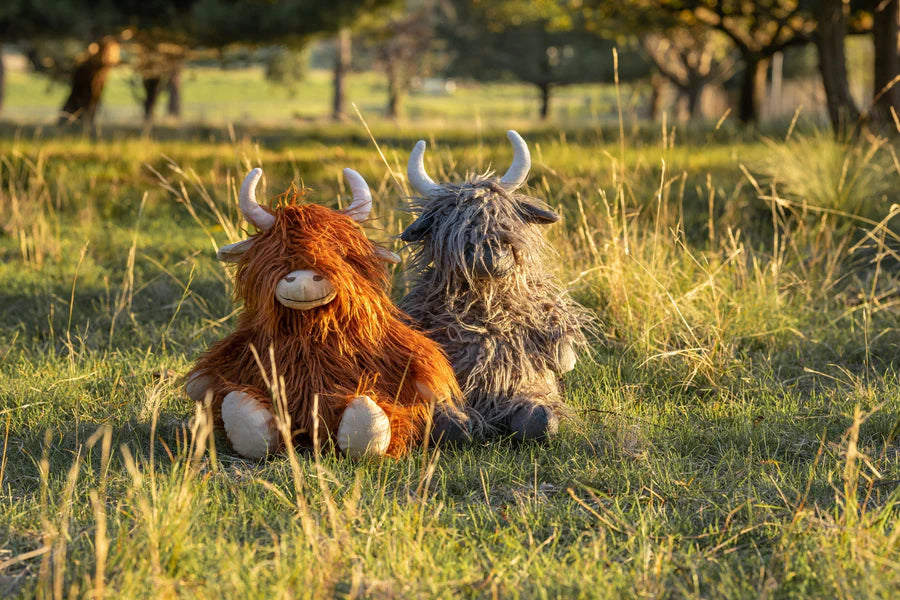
left=2, top=66, right=633, bottom=126
left=0, top=117, right=898, bottom=597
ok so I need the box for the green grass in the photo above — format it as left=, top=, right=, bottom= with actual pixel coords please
left=0, top=113, right=899, bottom=598
left=2, top=66, right=633, bottom=125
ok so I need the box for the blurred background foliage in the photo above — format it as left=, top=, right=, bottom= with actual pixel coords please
left=0, top=0, right=894, bottom=135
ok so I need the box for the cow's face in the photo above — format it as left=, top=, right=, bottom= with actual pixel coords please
left=400, top=181, right=558, bottom=281
left=217, top=168, right=399, bottom=315
left=401, top=131, right=558, bottom=282
left=275, top=269, right=335, bottom=310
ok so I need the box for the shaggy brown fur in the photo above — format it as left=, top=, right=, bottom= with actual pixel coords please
left=189, top=196, right=461, bottom=457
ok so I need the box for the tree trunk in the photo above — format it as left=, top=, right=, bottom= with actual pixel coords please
left=332, top=28, right=351, bottom=121
left=58, top=38, right=119, bottom=127
left=538, top=82, right=551, bottom=120
left=142, top=76, right=163, bottom=123
left=386, top=67, right=402, bottom=119
left=816, top=0, right=860, bottom=134
left=737, top=53, right=766, bottom=124
left=873, top=0, right=900, bottom=129
left=686, top=84, right=703, bottom=118
left=167, top=65, right=182, bottom=118
left=648, top=73, right=663, bottom=120
left=0, top=44, right=5, bottom=115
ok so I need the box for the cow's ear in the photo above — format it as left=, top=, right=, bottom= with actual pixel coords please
left=518, top=200, right=559, bottom=225
left=216, top=238, right=256, bottom=262
left=400, top=214, right=433, bottom=243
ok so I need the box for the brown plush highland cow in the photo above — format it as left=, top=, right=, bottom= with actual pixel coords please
left=185, top=168, right=461, bottom=459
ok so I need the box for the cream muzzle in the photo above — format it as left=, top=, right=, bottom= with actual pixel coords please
left=275, top=269, right=336, bottom=309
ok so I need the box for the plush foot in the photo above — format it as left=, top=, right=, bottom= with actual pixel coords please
left=336, top=396, right=391, bottom=458
left=557, top=342, right=577, bottom=374
left=430, top=411, right=471, bottom=446
left=221, top=391, right=279, bottom=459
left=510, top=404, right=559, bottom=442
left=415, top=379, right=439, bottom=401
left=185, top=372, right=212, bottom=402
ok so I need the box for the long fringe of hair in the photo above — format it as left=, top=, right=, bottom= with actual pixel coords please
left=401, top=177, right=592, bottom=436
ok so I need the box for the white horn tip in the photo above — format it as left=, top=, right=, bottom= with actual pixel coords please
left=499, top=130, right=531, bottom=191
left=342, top=168, right=371, bottom=193
left=244, top=167, right=263, bottom=183
left=240, top=167, right=264, bottom=195
left=343, top=168, right=372, bottom=222
left=408, top=140, right=440, bottom=196
left=239, top=167, right=274, bottom=231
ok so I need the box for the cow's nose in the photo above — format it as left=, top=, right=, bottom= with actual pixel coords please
left=284, top=275, right=295, bottom=282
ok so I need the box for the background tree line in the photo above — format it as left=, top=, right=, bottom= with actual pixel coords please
left=0, top=0, right=897, bottom=135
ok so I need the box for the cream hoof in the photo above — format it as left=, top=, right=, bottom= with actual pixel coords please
left=221, top=391, right=279, bottom=459
left=185, top=372, right=212, bottom=402
left=557, top=342, right=577, bottom=374
left=336, top=396, right=391, bottom=458
left=415, top=379, right=439, bottom=402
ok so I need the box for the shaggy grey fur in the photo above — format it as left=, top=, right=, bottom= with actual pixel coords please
left=400, top=175, right=591, bottom=437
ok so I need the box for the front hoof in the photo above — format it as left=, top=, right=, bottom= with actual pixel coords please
left=430, top=412, right=471, bottom=446
left=221, top=391, right=279, bottom=459
left=510, top=404, right=559, bottom=442
left=557, top=342, right=577, bottom=374
left=185, top=372, right=212, bottom=402
left=337, top=396, right=391, bottom=458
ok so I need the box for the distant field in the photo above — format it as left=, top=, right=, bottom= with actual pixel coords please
left=0, top=109, right=898, bottom=596
left=2, top=65, right=637, bottom=125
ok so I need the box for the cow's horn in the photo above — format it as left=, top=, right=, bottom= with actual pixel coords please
left=407, top=140, right=440, bottom=196
left=342, top=168, right=372, bottom=222
left=239, top=168, right=275, bottom=231
left=498, top=130, right=531, bottom=191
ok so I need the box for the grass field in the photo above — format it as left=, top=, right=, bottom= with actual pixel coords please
left=1, top=64, right=632, bottom=126
left=0, top=101, right=899, bottom=598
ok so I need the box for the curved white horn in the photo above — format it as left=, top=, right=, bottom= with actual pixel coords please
left=407, top=140, right=440, bottom=196
left=498, top=130, right=531, bottom=191
left=342, top=168, right=372, bottom=222
left=374, top=246, right=401, bottom=264
left=239, top=168, right=275, bottom=231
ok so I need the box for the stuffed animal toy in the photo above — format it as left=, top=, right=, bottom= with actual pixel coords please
left=186, top=167, right=461, bottom=459
left=400, top=131, right=591, bottom=442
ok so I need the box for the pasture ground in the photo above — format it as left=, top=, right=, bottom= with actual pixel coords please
left=0, top=109, right=899, bottom=597
left=0, top=64, right=627, bottom=125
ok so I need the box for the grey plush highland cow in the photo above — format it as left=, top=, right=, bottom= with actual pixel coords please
left=400, top=130, right=591, bottom=442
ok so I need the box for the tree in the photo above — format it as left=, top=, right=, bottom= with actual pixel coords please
left=361, top=8, right=436, bottom=119
left=189, top=0, right=397, bottom=46
left=640, top=27, right=735, bottom=118
left=0, top=1, right=99, bottom=121
left=132, top=40, right=187, bottom=124
left=872, top=0, right=900, bottom=128
left=0, top=44, right=5, bottom=115
left=167, top=66, right=182, bottom=118
left=332, top=28, right=352, bottom=120
left=3, top=0, right=395, bottom=127
left=58, top=36, right=121, bottom=126
left=440, top=0, right=648, bottom=120
left=1, top=1, right=197, bottom=127
left=600, top=0, right=894, bottom=132
left=671, top=1, right=817, bottom=123
left=815, top=0, right=860, bottom=134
